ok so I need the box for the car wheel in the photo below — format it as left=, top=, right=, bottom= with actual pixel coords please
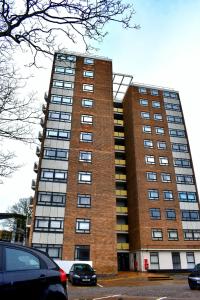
left=189, top=282, right=196, bottom=290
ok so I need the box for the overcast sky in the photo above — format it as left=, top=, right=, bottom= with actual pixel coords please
left=1, top=0, right=200, bottom=213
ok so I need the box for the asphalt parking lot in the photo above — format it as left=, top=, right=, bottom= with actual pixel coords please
left=68, top=272, right=200, bottom=300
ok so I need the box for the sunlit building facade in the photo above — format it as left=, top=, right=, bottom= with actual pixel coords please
left=30, top=51, right=200, bottom=274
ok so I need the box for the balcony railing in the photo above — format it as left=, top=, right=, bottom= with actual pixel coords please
left=114, top=132, right=124, bottom=138
left=115, top=159, right=126, bottom=166
left=116, top=190, right=127, bottom=196
left=114, top=119, right=124, bottom=126
left=116, top=224, right=129, bottom=231
left=116, top=207, right=128, bottom=213
left=33, top=162, right=38, bottom=173
left=38, top=131, right=43, bottom=141
left=115, top=174, right=126, bottom=181
left=113, top=107, right=123, bottom=114
left=42, top=104, right=47, bottom=113
left=36, top=147, right=40, bottom=157
left=115, top=145, right=125, bottom=152
left=31, top=180, right=36, bottom=190
left=40, top=117, right=45, bottom=127
left=117, top=243, right=129, bottom=250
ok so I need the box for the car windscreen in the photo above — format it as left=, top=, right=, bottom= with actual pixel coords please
left=74, top=264, right=93, bottom=272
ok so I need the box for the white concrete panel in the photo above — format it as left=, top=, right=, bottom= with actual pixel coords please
left=35, top=206, right=65, bottom=218
left=44, top=139, right=70, bottom=149
left=55, top=233, right=64, bottom=244
left=51, top=88, right=74, bottom=97
left=170, top=137, right=188, bottom=144
left=168, top=123, right=185, bottom=130
left=53, top=73, right=75, bottom=81
left=177, top=185, right=196, bottom=192
left=159, top=251, right=173, bottom=269
left=46, top=120, right=71, bottom=130
left=165, top=110, right=182, bottom=117
left=38, top=181, right=67, bottom=193
left=180, top=252, right=187, bottom=269
left=41, top=159, right=68, bottom=170
left=180, top=202, right=199, bottom=210
left=182, top=221, right=200, bottom=230
left=49, top=103, right=73, bottom=113
left=172, top=152, right=191, bottom=159
left=175, top=167, right=193, bottom=175
left=164, top=98, right=180, bottom=104
left=37, top=232, right=64, bottom=244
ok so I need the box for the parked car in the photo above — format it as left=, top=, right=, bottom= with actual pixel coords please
left=188, top=263, right=200, bottom=289
left=68, top=263, right=97, bottom=285
left=0, top=241, right=68, bottom=300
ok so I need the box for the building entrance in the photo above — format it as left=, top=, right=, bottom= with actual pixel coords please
left=117, top=253, right=130, bottom=271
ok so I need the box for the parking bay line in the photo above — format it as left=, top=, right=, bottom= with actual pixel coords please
left=156, top=297, right=168, bottom=300
left=93, top=295, right=122, bottom=300
left=97, top=283, right=103, bottom=287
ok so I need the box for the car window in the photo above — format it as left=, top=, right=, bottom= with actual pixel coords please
left=5, top=247, right=40, bottom=271
left=74, top=264, right=93, bottom=272
left=194, top=264, right=200, bottom=271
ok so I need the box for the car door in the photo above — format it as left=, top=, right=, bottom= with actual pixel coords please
left=2, top=245, right=48, bottom=300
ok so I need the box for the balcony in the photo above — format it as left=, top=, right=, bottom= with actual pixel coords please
left=36, top=146, right=40, bottom=157
left=114, top=107, right=123, bottom=114
left=42, top=104, right=47, bottom=113
left=116, top=190, right=127, bottom=197
left=40, top=117, right=45, bottom=127
left=26, top=217, right=32, bottom=228
left=116, top=207, right=128, bottom=214
left=33, top=162, right=38, bottom=173
left=114, top=119, right=124, bottom=126
left=31, top=180, right=36, bottom=190
left=114, top=132, right=124, bottom=139
left=38, top=131, right=43, bottom=141
left=115, top=145, right=125, bottom=152
left=117, top=243, right=129, bottom=250
left=115, top=159, right=126, bottom=166
left=44, top=92, right=48, bottom=102
left=116, top=224, right=129, bottom=231
left=115, top=174, right=126, bottom=181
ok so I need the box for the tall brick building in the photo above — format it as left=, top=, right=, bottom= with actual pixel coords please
left=30, top=51, right=200, bottom=274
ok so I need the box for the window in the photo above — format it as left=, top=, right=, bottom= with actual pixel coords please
left=183, top=230, right=200, bottom=240
left=44, top=148, right=69, bottom=160
left=157, top=141, right=167, bottom=150
left=163, top=190, right=174, bottom=201
left=52, top=80, right=74, bottom=89
left=40, top=169, right=67, bottom=182
left=154, top=114, right=163, bottom=121
left=55, top=66, right=75, bottom=75
left=144, top=139, right=153, bottom=148
left=161, top=173, right=171, bottom=182
left=77, top=194, right=91, bottom=208
left=5, top=248, right=40, bottom=271
left=141, top=111, right=150, bottom=119
left=176, top=174, right=194, bottom=185
left=37, top=192, right=66, bottom=206
left=167, top=115, right=183, bottom=124
left=51, top=95, right=73, bottom=105
left=143, top=125, right=151, bottom=134
left=83, top=70, right=94, bottom=78
left=151, top=89, right=159, bottom=96
left=148, top=189, right=159, bottom=200
left=150, top=208, right=161, bottom=220
left=80, top=132, right=93, bottom=142
left=163, top=91, right=178, bottom=99
left=181, top=210, right=200, bottom=221
left=169, top=129, right=186, bottom=137
left=84, top=57, right=94, bottom=65
left=75, top=245, right=90, bottom=260
left=82, top=98, right=94, bottom=108
left=34, top=217, right=64, bottom=232
left=139, top=99, right=148, bottom=106
left=171, top=143, right=188, bottom=152
left=146, top=172, right=157, bottom=181
left=152, top=101, right=161, bottom=108
left=152, top=229, right=163, bottom=240
left=178, top=192, right=197, bottom=202
left=83, top=84, right=94, bottom=92
left=165, top=209, right=176, bottom=220
left=46, top=129, right=70, bottom=140
left=32, top=244, right=62, bottom=259
left=138, top=87, right=147, bottom=93
left=79, top=151, right=92, bottom=163
left=164, top=102, right=181, bottom=111
left=150, top=252, right=159, bottom=269
left=155, top=127, right=165, bottom=135
left=186, top=252, right=195, bottom=269
left=168, top=229, right=178, bottom=240
left=78, top=171, right=92, bottom=184
left=56, top=53, right=76, bottom=62
left=174, top=158, right=191, bottom=168
left=48, top=111, right=71, bottom=122
left=145, top=155, right=155, bottom=164
left=76, top=219, right=90, bottom=233
left=159, top=157, right=169, bottom=166
left=81, top=114, right=93, bottom=125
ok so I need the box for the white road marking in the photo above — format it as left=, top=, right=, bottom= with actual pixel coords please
left=97, top=283, right=103, bottom=287
left=156, top=297, right=168, bottom=300
left=93, top=295, right=121, bottom=300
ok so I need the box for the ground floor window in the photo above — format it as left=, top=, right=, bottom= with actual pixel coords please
left=32, top=243, right=62, bottom=259
left=150, top=252, right=159, bottom=269
left=75, top=245, right=90, bottom=260
left=186, top=252, right=195, bottom=269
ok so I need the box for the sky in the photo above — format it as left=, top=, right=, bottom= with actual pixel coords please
left=1, top=0, right=200, bottom=213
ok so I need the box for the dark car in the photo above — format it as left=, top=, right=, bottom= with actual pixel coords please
left=188, top=263, right=200, bottom=289
left=68, top=263, right=97, bottom=285
left=0, top=241, right=68, bottom=300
